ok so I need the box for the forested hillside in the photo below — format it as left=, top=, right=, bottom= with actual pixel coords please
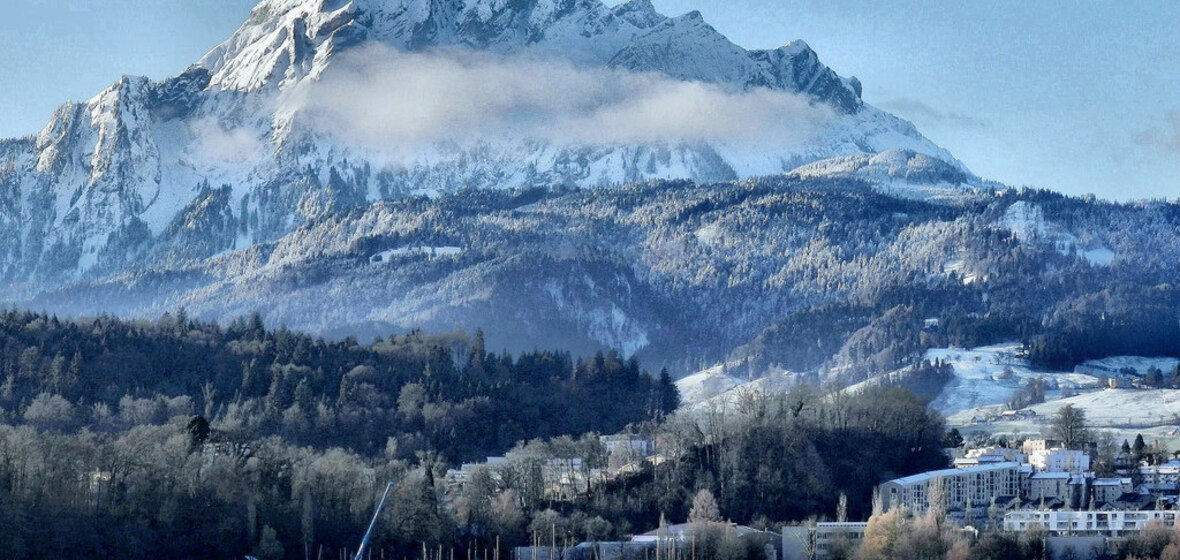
left=0, top=309, right=677, bottom=459
left=28, top=179, right=1180, bottom=383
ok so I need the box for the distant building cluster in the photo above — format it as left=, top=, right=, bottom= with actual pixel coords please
left=464, top=434, right=1180, bottom=560
left=444, top=435, right=657, bottom=500
left=875, top=438, right=1180, bottom=535
left=775, top=438, right=1180, bottom=560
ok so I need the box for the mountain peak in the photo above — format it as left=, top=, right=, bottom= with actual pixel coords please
left=195, top=0, right=862, bottom=113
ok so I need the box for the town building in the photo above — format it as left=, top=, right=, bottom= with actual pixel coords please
left=1139, top=461, right=1180, bottom=485
left=1029, top=448, right=1090, bottom=474
left=1028, top=472, right=1071, bottom=503
left=1021, top=439, right=1061, bottom=455
left=1092, top=478, right=1134, bottom=504
left=1004, top=510, right=1177, bottom=537
left=954, top=446, right=1027, bottom=468
left=782, top=522, right=868, bottom=560
left=879, top=462, right=1022, bottom=513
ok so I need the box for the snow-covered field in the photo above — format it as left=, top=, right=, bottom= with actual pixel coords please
left=674, top=364, right=799, bottom=411
left=929, top=343, right=1103, bottom=416
left=928, top=342, right=1180, bottom=443
left=1074, top=356, right=1180, bottom=378
left=675, top=341, right=1180, bottom=444
left=1027, top=390, right=1180, bottom=428
left=675, top=365, right=744, bottom=406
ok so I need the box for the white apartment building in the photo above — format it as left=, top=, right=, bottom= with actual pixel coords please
left=1140, top=462, right=1180, bottom=485
left=880, top=462, right=1022, bottom=513
left=955, top=447, right=1028, bottom=468
left=1004, top=510, right=1178, bottom=537
left=1022, top=439, right=1061, bottom=455
left=1029, top=448, right=1090, bottom=474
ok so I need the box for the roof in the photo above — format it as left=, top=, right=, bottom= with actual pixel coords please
left=1093, top=478, right=1132, bottom=486
left=1098, top=493, right=1158, bottom=510
left=888, top=462, right=1020, bottom=486
left=1022, top=498, right=1066, bottom=510
left=634, top=523, right=761, bottom=542
left=1031, top=472, right=1070, bottom=480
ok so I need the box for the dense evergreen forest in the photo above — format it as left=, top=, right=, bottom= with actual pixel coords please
left=0, top=308, right=676, bottom=459
left=0, top=310, right=951, bottom=559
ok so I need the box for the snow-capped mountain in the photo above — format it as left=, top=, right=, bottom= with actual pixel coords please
left=0, top=0, right=968, bottom=290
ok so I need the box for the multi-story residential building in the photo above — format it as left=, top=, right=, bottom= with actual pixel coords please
left=1029, top=448, right=1090, bottom=474
left=1092, top=478, right=1134, bottom=504
left=782, top=522, right=868, bottom=560
left=1029, top=472, right=1071, bottom=502
left=1022, top=439, right=1061, bottom=455
left=1139, top=461, right=1180, bottom=485
left=879, top=462, right=1021, bottom=513
left=1004, top=510, right=1177, bottom=537
left=955, top=447, right=1028, bottom=468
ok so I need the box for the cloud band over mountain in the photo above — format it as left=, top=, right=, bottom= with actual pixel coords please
left=282, top=44, right=835, bottom=156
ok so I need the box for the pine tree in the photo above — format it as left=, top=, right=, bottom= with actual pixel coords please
left=688, top=489, right=721, bottom=524
left=657, top=368, right=680, bottom=417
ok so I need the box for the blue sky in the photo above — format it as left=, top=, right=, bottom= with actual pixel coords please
left=1, top=0, right=1176, bottom=201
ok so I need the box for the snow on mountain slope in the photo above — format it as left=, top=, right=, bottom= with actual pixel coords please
left=930, top=345, right=1180, bottom=440
left=786, top=147, right=973, bottom=199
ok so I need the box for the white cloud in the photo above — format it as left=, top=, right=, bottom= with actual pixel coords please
left=878, top=97, right=990, bottom=130
left=281, top=44, right=833, bottom=156
left=188, top=118, right=263, bottom=164
left=1133, top=111, right=1180, bottom=157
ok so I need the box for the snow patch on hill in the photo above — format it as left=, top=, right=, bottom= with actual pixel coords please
left=371, top=246, right=463, bottom=262
left=999, top=201, right=1116, bottom=266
